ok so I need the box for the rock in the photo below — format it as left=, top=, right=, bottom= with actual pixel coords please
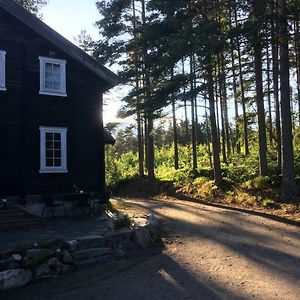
left=132, top=217, right=148, bottom=227
left=47, top=257, right=69, bottom=274
left=11, top=254, right=22, bottom=262
left=76, top=236, right=105, bottom=250
left=35, top=263, right=50, bottom=279
left=114, top=239, right=138, bottom=257
left=67, top=240, right=78, bottom=252
left=24, top=249, right=54, bottom=267
left=0, top=257, right=20, bottom=272
left=72, top=248, right=111, bottom=261
left=105, top=227, right=132, bottom=246
left=0, top=269, right=32, bottom=292
left=132, top=225, right=151, bottom=248
left=147, top=214, right=159, bottom=227
left=39, top=239, right=69, bottom=252
left=147, top=214, right=160, bottom=239
left=35, top=258, right=68, bottom=279
left=61, top=250, right=73, bottom=265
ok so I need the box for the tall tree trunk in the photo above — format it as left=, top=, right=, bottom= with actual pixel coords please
left=253, top=0, right=268, bottom=176
left=214, top=67, right=221, bottom=147
left=234, top=2, right=249, bottom=156
left=205, top=93, right=213, bottom=168
left=294, top=20, right=300, bottom=127
left=171, top=69, right=179, bottom=170
left=132, top=0, right=144, bottom=176
left=221, top=52, right=231, bottom=158
left=141, top=0, right=155, bottom=181
left=182, top=59, right=189, bottom=142
left=271, top=0, right=282, bottom=171
left=266, top=42, right=273, bottom=145
left=207, top=64, right=222, bottom=184
left=230, top=35, right=241, bottom=153
left=218, top=56, right=227, bottom=164
left=190, top=53, right=198, bottom=172
left=278, top=0, right=297, bottom=200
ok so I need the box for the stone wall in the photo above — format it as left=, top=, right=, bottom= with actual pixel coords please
left=0, top=214, right=160, bottom=293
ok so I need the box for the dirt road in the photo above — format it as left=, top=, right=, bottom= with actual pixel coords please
left=5, top=197, right=300, bottom=300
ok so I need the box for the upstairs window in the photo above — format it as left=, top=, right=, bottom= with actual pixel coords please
left=0, top=50, right=6, bottom=91
left=39, top=57, right=67, bottom=97
left=40, top=126, right=68, bottom=173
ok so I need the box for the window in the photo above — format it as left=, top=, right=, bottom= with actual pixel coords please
left=39, top=57, right=66, bottom=97
left=0, top=50, right=6, bottom=91
left=40, top=126, right=68, bottom=173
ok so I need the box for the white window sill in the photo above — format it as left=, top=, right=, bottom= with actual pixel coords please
left=39, top=90, right=67, bottom=97
left=0, top=87, right=6, bottom=91
left=39, top=169, right=68, bottom=174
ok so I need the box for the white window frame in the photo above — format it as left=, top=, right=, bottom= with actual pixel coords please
left=0, top=50, right=6, bottom=91
left=39, top=126, right=68, bottom=173
left=39, top=56, right=67, bottom=97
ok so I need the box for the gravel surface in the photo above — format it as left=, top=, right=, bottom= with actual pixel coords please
left=4, top=196, right=300, bottom=300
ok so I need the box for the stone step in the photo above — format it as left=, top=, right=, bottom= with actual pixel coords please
left=76, top=235, right=105, bottom=250
left=0, top=218, right=42, bottom=231
left=0, top=210, right=27, bottom=219
left=74, top=254, right=117, bottom=269
left=0, top=206, right=41, bottom=231
left=72, top=247, right=112, bottom=261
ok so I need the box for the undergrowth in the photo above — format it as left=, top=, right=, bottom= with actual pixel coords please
left=106, top=143, right=300, bottom=210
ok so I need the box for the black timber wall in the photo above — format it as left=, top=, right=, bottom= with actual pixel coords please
left=0, top=8, right=106, bottom=197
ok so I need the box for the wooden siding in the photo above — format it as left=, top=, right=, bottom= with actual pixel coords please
left=0, top=8, right=106, bottom=197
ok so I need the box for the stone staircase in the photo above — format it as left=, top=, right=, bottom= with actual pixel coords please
left=70, top=235, right=117, bottom=268
left=0, top=206, right=42, bottom=231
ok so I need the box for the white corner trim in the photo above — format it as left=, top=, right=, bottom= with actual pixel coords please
left=0, top=50, right=6, bottom=91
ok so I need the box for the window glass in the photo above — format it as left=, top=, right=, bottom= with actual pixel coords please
left=39, top=57, right=66, bottom=96
left=40, top=127, right=67, bottom=173
left=45, top=131, right=62, bottom=167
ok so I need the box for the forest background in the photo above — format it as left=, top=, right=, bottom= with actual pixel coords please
left=17, top=0, right=300, bottom=216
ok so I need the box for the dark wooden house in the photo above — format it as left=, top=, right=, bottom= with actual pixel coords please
left=0, top=0, right=119, bottom=201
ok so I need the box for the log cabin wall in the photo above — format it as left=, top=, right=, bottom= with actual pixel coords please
left=0, top=8, right=106, bottom=198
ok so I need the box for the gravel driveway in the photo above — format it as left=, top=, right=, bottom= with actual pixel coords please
left=4, top=196, right=300, bottom=300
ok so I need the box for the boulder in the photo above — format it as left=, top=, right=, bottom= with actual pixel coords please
left=24, top=248, right=54, bottom=267
left=132, top=217, right=148, bottom=227
left=47, top=257, right=69, bottom=274
left=114, top=239, right=138, bottom=257
left=61, top=250, right=74, bottom=265
left=66, top=240, right=78, bottom=252
left=147, top=214, right=160, bottom=239
left=39, top=239, right=69, bottom=252
left=132, top=225, right=151, bottom=248
left=35, top=258, right=68, bottom=279
left=105, top=227, right=132, bottom=246
left=0, top=269, right=32, bottom=292
left=35, top=263, right=50, bottom=279
left=0, top=256, right=21, bottom=272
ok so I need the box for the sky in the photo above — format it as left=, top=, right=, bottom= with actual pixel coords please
left=40, top=0, right=125, bottom=125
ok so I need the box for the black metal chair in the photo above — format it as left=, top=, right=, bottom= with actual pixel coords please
left=0, top=199, right=7, bottom=210
left=91, top=191, right=112, bottom=213
left=41, top=194, right=67, bottom=218
left=71, top=193, right=92, bottom=217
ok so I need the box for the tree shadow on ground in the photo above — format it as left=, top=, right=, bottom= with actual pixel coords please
left=3, top=251, right=244, bottom=300
left=126, top=198, right=300, bottom=281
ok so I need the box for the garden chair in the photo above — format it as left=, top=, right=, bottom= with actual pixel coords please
left=91, top=190, right=112, bottom=213
left=41, top=194, right=66, bottom=218
left=72, top=193, right=92, bottom=217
